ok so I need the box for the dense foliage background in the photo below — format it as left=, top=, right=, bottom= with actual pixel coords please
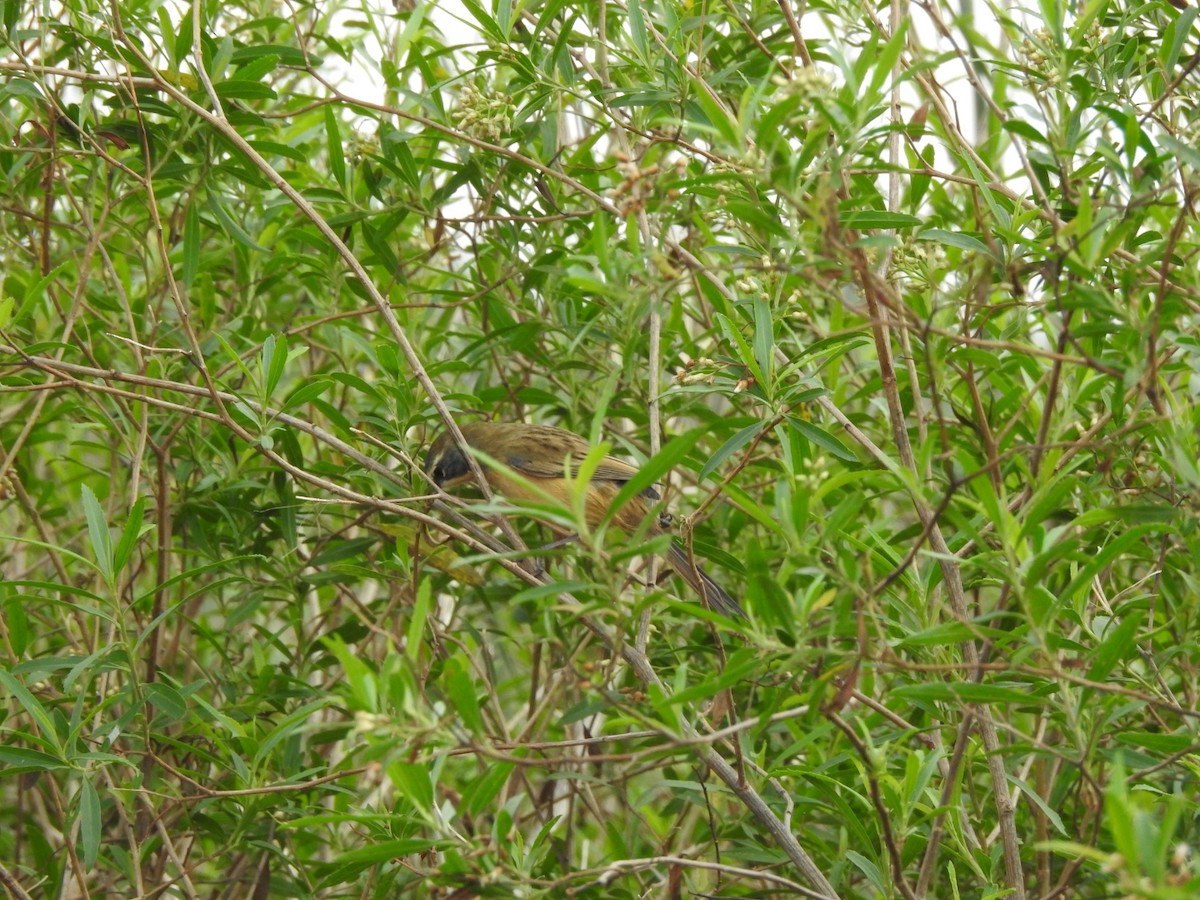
left=2, top=0, right=1199, bottom=896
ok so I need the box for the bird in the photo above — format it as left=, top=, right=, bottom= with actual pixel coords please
left=424, top=421, right=745, bottom=619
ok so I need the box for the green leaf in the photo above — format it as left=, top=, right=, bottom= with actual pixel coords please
left=840, top=210, right=922, bottom=230
left=1104, top=765, right=1136, bottom=866
left=81, top=485, right=114, bottom=586
left=714, top=312, right=764, bottom=386
left=15, top=262, right=72, bottom=327
left=1158, top=133, right=1200, bottom=171
left=662, top=652, right=762, bottom=706
left=443, top=655, right=486, bottom=735
left=145, top=682, right=188, bottom=722
left=893, top=682, right=1049, bottom=705
left=181, top=203, right=200, bottom=286
left=393, top=2, right=427, bottom=61
left=229, top=52, right=278, bottom=83
left=895, top=621, right=1003, bottom=649
left=1012, top=774, right=1066, bottom=835
left=786, top=415, right=856, bottom=462
left=604, top=429, right=704, bottom=530
left=0, top=77, right=44, bottom=102
left=866, top=17, right=908, bottom=96
left=1087, top=611, right=1143, bottom=682
left=1062, top=525, right=1167, bottom=603
left=260, top=333, right=288, bottom=397
left=846, top=850, right=887, bottom=895
left=511, top=579, right=596, bottom=602
left=705, top=243, right=762, bottom=257
left=918, top=228, right=993, bottom=257
left=231, top=44, right=311, bottom=66
left=247, top=139, right=309, bottom=163
left=458, top=0, right=503, bottom=41
left=907, top=143, right=932, bottom=209
left=463, top=762, right=516, bottom=817
left=211, top=334, right=254, bottom=389
left=213, top=80, right=277, bottom=100
left=206, top=192, right=266, bottom=250
left=961, top=153, right=1010, bottom=229
left=752, top=297, right=773, bottom=393
left=627, top=0, right=649, bottom=59
left=1160, top=7, right=1198, bottom=74
left=406, top=579, right=431, bottom=665
left=724, top=201, right=789, bottom=239
left=388, top=761, right=434, bottom=816
left=0, top=670, right=64, bottom=758
left=793, top=333, right=872, bottom=366
left=79, top=779, right=101, bottom=868
left=1112, top=732, right=1194, bottom=754
left=325, top=104, right=346, bottom=190
left=3, top=594, right=28, bottom=656
left=559, top=696, right=614, bottom=726
left=1073, top=505, right=1176, bottom=527
left=0, top=747, right=69, bottom=770
left=698, top=422, right=762, bottom=482
left=609, top=89, right=677, bottom=108
left=690, top=89, right=741, bottom=148
left=1003, top=120, right=1048, bottom=144
left=112, top=496, right=146, bottom=576
left=328, top=838, right=442, bottom=867
left=283, top=376, right=334, bottom=410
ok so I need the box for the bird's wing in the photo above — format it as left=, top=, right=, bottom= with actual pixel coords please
left=590, top=456, right=642, bottom=483
left=505, top=449, right=640, bottom=481
left=501, top=427, right=643, bottom=484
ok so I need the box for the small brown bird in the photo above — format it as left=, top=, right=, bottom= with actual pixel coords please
left=424, top=421, right=745, bottom=618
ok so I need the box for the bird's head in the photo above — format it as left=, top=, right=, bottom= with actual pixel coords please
left=424, top=430, right=473, bottom=489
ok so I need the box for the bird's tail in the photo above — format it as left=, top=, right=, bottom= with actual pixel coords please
left=665, top=543, right=746, bottom=619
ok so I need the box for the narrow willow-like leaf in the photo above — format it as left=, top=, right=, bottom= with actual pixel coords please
left=604, top=429, right=703, bottom=529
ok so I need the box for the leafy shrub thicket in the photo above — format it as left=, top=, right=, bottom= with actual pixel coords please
left=1, top=0, right=1198, bottom=897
